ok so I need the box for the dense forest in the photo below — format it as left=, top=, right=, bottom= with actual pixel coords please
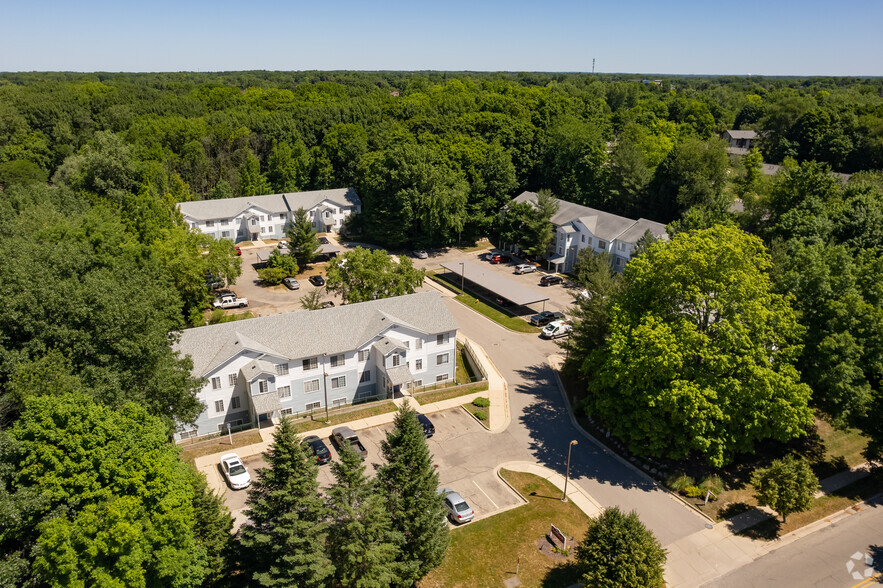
left=1, top=71, right=883, bottom=586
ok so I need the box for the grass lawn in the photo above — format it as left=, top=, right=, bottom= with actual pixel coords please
left=289, top=401, right=398, bottom=433
left=455, top=342, right=477, bottom=383
left=462, top=402, right=490, bottom=428
left=178, top=429, right=263, bottom=463
left=420, top=470, right=591, bottom=588
left=459, top=239, right=494, bottom=253
left=426, top=272, right=540, bottom=334
left=414, top=381, right=489, bottom=405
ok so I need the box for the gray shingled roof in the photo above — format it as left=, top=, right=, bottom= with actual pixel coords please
left=241, top=358, right=276, bottom=381
left=723, top=130, right=757, bottom=140
left=386, top=365, right=413, bottom=386
left=372, top=336, right=406, bottom=357
left=178, top=188, right=361, bottom=221
left=176, top=292, right=457, bottom=377
left=252, top=391, right=281, bottom=415
left=616, top=218, right=669, bottom=244
left=577, top=214, right=636, bottom=242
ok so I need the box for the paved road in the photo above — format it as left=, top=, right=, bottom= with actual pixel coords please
left=441, top=297, right=708, bottom=546
left=706, top=497, right=883, bottom=587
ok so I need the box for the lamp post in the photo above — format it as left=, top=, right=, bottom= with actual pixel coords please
left=562, top=440, right=578, bottom=502
left=459, top=262, right=465, bottom=292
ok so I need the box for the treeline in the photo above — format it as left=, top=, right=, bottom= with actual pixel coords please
left=3, top=71, right=883, bottom=249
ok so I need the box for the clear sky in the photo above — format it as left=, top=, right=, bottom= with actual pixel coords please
left=1, top=0, right=881, bottom=76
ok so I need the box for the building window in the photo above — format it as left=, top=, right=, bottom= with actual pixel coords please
left=304, top=379, right=320, bottom=393
left=206, top=220, right=214, bottom=227
left=391, top=354, right=401, bottom=367
left=179, top=429, right=197, bottom=440
left=437, top=333, right=449, bottom=345
left=598, top=240, right=607, bottom=249
left=413, top=379, right=423, bottom=388
left=211, top=377, right=221, bottom=390
left=437, top=353, right=449, bottom=366
left=306, top=401, right=322, bottom=411
left=217, top=419, right=242, bottom=431
left=258, top=381, right=269, bottom=394
left=331, top=376, right=346, bottom=389
left=358, top=349, right=370, bottom=362
left=303, top=357, right=318, bottom=371
left=278, top=385, right=291, bottom=398
left=416, top=359, right=423, bottom=370
left=615, top=258, right=623, bottom=266
left=228, top=374, right=237, bottom=386
left=332, top=398, right=347, bottom=408
left=280, top=408, right=293, bottom=416
left=558, top=247, right=563, bottom=255
left=415, top=339, right=422, bottom=350
left=359, top=371, right=371, bottom=383
left=276, top=363, right=289, bottom=375
left=214, top=400, right=225, bottom=413
left=231, top=396, right=241, bottom=410
left=436, top=374, right=449, bottom=382
left=582, top=235, right=586, bottom=243
left=279, top=214, right=286, bottom=220
left=221, top=231, right=230, bottom=238
left=330, top=354, right=345, bottom=368
left=618, top=242, right=626, bottom=251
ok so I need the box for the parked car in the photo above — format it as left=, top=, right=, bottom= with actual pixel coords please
left=539, top=275, right=563, bottom=286
left=302, top=435, right=332, bottom=465
left=277, top=240, right=288, bottom=249
left=529, top=311, right=565, bottom=326
left=213, top=295, right=248, bottom=309
left=440, top=489, right=474, bottom=524
left=215, top=288, right=237, bottom=298
left=205, top=273, right=225, bottom=290
left=541, top=320, right=572, bottom=339
left=331, top=426, right=368, bottom=459
left=413, top=249, right=429, bottom=259
left=282, top=277, right=300, bottom=290
left=514, top=264, right=536, bottom=274
left=490, top=253, right=511, bottom=264
left=220, top=453, right=251, bottom=490
left=309, top=275, right=325, bottom=287
left=417, top=413, right=435, bottom=437
left=320, top=301, right=335, bottom=309
left=318, top=236, right=330, bottom=245
left=235, top=246, right=242, bottom=256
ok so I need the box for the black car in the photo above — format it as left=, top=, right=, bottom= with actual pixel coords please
left=309, top=275, right=325, bottom=287
left=417, top=413, right=435, bottom=437
left=539, top=275, right=563, bottom=286
left=302, top=435, right=332, bottom=465
left=318, top=236, right=330, bottom=245
left=529, top=311, right=565, bottom=326
left=320, top=301, right=335, bottom=309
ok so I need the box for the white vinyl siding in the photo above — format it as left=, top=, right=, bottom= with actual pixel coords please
left=303, top=357, right=318, bottom=371
left=304, top=379, right=320, bottom=393
left=214, top=400, right=224, bottom=412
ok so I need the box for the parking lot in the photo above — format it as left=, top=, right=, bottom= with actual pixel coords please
left=219, top=407, right=523, bottom=528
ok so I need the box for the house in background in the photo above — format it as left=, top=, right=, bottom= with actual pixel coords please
left=178, top=187, right=361, bottom=242
left=173, top=291, right=457, bottom=441
left=508, top=191, right=668, bottom=274
left=721, top=130, right=758, bottom=155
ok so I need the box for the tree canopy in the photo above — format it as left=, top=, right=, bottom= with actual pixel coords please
left=325, top=247, right=425, bottom=304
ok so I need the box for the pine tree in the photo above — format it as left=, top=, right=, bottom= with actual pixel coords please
left=376, top=401, right=449, bottom=584
left=285, top=207, right=321, bottom=269
left=327, top=443, right=402, bottom=588
left=238, top=151, right=273, bottom=197
left=238, top=417, right=333, bottom=587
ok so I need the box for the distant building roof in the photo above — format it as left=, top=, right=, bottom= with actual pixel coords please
left=176, top=291, right=457, bottom=377
left=722, top=130, right=758, bottom=140
left=616, top=218, right=669, bottom=243
left=178, top=188, right=361, bottom=221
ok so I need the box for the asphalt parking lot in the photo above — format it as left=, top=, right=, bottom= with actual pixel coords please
left=220, top=407, right=522, bottom=528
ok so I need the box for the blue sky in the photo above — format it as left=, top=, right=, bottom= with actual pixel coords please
left=1, top=0, right=881, bottom=75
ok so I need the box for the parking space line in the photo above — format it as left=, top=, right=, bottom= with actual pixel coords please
left=473, top=480, right=499, bottom=510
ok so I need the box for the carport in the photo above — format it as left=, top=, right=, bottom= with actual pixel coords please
left=440, top=260, right=549, bottom=311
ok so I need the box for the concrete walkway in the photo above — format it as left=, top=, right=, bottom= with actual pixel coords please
left=497, top=461, right=604, bottom=519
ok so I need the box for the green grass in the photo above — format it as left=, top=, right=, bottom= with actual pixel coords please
left=414, top=381, right=489, bottom=405
left=289, top=401, right=398, bottom=433
left=459, top=238, right=494, bottom=253
left=463, top=403, right=490, bottom=428
left=455, top=342, right=477, bottom=383
left=420, top=470, right=590, bottom=588
left=178, top=429, right=263, bottom=463
left=427, top=272, right=540, bottom=334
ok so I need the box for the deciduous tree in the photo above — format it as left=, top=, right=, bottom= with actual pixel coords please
left=325, top=247, right=425, bottom=304
left=751, top=455, right=818, bottom=522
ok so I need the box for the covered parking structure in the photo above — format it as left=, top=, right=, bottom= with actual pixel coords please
left=440, top=260, right=549, bottom=312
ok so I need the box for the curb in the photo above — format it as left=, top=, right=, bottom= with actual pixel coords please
left=460, top=403, right=490, bottom=430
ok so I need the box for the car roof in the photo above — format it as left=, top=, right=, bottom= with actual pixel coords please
left=417, top=413, right=432, bottom=423
left=445, top=492, right=467, bottom=504
left=220, top=453, right=241, bottom=463
left=303, top=435, right=321, bottom=442
left=333, top=426, right=355, bottom=435
left=545, top=320, right=566, bottom=328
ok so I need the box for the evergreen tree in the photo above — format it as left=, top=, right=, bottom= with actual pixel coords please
left=187, top=467, right=234, bottom=587
left=376, top=401, right=449, bottom=584
left=239, top=151, right=273, bottom=197
left=209, top=178, right=235, bottom=199
left=327, top=443, right=402, bottom=588
left=268, top=140, right=311, bottom=193
left=238, top=417, right=334, bottom=587
left=286, top=207, right=321, bottom=268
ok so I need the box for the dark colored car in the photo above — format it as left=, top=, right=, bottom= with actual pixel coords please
left=539, top=275, right=563, bottom=286
left=529, top=311, right=565, bottom=326
left=318, top=236, right=329, bottom=245
left=417, top=413, right=435, bottom=437
left=215, top=288, right=237, bottom=298
left=309, top=275, right=325, bottom=287
left=302, top=435, right=331, bottom=465
left=489, top=253, right=511, bottom=264
left=320, top=301, right=335, bottom=309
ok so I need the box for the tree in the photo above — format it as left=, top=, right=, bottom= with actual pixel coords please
left=499, top=190, right=558, bottom=258
left=238, top=151, right=273, bottom=197
left=6, top=394, right=215, bottom=587
left=325, top=247, right=425, bottom=304
left=751, top=455, right=819, bottom=522
left=301, top=289, right=324, bottom=310
left=327, top=443, right=402, bottom=588
left=268, top=140, right=311, bottom=193
left=238, top=417, right=334, bottom=587
left=188, top=467, right=234, bottom=587
left=575, top=507, right=666, bottom=588
left=606, top=140, right=651, bottom=217
left=647, top=137, right=729, bottom=222
left=257, top=249, right=298, bottom=285
left=585, top=225, right=813, bottom=466
left=285, top=207, right=321, bottom=269
left=208, top=178, right=235, bottom=199
left=376, top=401, right=449, bottom=584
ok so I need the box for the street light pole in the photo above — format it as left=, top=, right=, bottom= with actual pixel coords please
left=562, top=440, right=578, bottom=502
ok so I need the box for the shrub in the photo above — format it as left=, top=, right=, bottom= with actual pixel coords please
left=683, top=486, right=706, bottom=498
left=698, top=475, right=724, bottom=495
left=666, top=473, right=694, bottom=492
left=473, top=410, right=488, bottom=421
left=258, top=266, right=289, bottom=285
left=472, top=397, right=490, bottom=408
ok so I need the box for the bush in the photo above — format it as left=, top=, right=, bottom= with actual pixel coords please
left=473, top=410, right=488, bottom=421
left=698, top=474, right=724, bottom=495
left=684, top=486, right=705, bottom=498
left=258, top=266, right=290, bottom=285
left=666, top=473, right=695, bottom=492
left=472, top=397, right=490, bottom=408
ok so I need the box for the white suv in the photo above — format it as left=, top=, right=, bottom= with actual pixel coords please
left=514, top=264, right=536, bottom=274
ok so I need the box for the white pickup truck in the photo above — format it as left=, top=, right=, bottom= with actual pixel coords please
left=213, top=295, right=248, bottom=309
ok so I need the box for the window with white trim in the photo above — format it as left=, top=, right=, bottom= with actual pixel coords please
left=258, top=381, right=269, bottom=394
left=436, top=333, right=449, bottom=345
left=413, top=379, right=423, bottom=388
left=358, top=349, right=370, bottom=362
left=331, top=376, right=346, bottom=389
left=415, top=339, right=422, bottom=350
left=228, top=374, right=237, bottom=386
left=390, top=354, right=401, bottom=367
left=436, top=374, right=449, bottom=382
left=214, top=400, right=225, bottom=413
left=221, top=231, right=230, bottom=238
left=303, top=357, right=318, bottom=370
left=359, top=371, right=371, bottom=383
left=615, top=258, right=623, bottom=266
left=304, top=379, right=320, bottom=393
left=231, top=396, right=241, bottom=410
left=332, top=398, right=346, bottom=408
left=278, top=386, right=291, bottom=399
left=330, top=354, right=345, bottom=368
left=436, top=353, right=449, bottom=366
left=276, top=363, right=289, bottom=375
left=211, top=377, right=221, bottom=390
left=598, top=240, right=607, bottom=249
left=582, top=235, right=586, bottom=243
left=403, top=341, right=410, bottom=349
left=218, top=419, right=242, bottom=431
left=280, top=408, right=293, bottom=416
left=306, top=401, right=322, bottom=411
left=180, top=429, right=197, bottom=440
left=206, top=220, right=214, bottom=227
left=416, top=359, right=423, bottom=370
left=618, top=242, right=626, bottom=251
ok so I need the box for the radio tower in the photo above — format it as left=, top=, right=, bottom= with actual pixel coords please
left=592, top=58, right=595, bottom=74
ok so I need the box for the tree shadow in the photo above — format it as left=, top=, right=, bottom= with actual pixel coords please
left=541, top=561, right=582, bottom=588
left=735, top=516, right=780, bottom=541
left=868, top=545, right=883, bottom=583
left=514, top=364, right=657, bottom=492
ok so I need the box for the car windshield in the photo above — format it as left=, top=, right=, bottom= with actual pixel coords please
left=455, top=502, right=471, bottom=512
left=229, top=464, right=246, bottom=476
